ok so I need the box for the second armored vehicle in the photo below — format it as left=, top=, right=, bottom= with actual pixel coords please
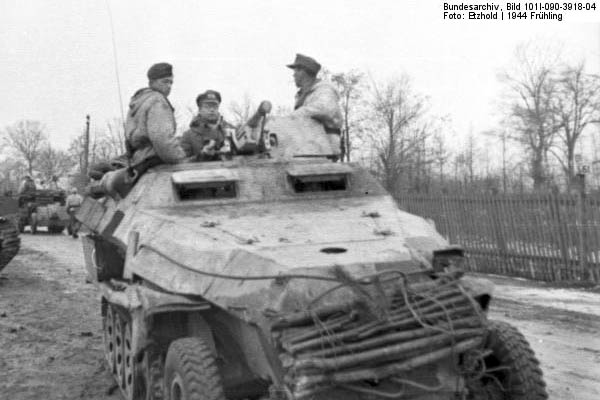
left=17, top=189, right=69, bottom=234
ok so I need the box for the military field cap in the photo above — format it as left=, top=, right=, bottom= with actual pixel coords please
left=286, top=53, right=321, bottom=75
left=196, top=90, right=222, bottom=106
left=147, top=62, right=173, bottom=80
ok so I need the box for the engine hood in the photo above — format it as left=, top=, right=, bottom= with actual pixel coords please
left=117, top=194, right=448, bottom=315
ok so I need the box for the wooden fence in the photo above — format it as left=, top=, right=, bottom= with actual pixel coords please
left=395, top=193, right=600, bottom=283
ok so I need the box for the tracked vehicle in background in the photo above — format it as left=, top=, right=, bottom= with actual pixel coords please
left=77, top=113, right=547, bottom=400
left=0, top=194, right=20, bottom=272
left=17, top=189, right=69, bottom=234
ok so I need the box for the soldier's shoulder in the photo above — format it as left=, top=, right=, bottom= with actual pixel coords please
left=314, top=80, right=338, bottom=92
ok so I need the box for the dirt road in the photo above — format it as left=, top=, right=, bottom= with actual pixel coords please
left=1, top=234, right=599, bottom=399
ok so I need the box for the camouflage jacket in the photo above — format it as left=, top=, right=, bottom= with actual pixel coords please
left=292, top=79, right=343, bottom=131
left=125, top=88, right=185, bottom=166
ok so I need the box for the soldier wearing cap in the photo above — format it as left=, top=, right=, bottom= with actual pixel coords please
left=65, top=187, right=83, bottom=238
left=18, top=175, right=36, bottom=194
left=124, top=62, right=185, bottom=170
left=287, top=53, right=343, bottom=135
left=181, top=90, right=233, bottom=161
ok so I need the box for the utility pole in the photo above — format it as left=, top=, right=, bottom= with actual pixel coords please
left=83, top=115, right=90, bottom=175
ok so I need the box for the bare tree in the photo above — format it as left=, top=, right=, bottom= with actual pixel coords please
left=366, top=75, right=428, bottom=193
left=329, top=70, right=364, bottom=161
left=68, top=133, right=86, bottom=174
left=0, top=158, right=27, bottom=193
left=500, top=43, right=561, bottom=189
left=483, top=129, right=510, bottom=194
left=227, top=93, right=255, bottom=128
left=37, top=145, right=74, bottom=183
left=551, top=62, right=600, bottom=187
left=432, top=129, right=450, bottom=187
left=454, top=132, right=478, bottom=186
left=92, top=119, right=126, bottom=163
left=3, top=120, right=48, bottom=175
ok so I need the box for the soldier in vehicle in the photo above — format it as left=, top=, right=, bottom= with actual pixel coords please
left=180, top=90, right=233, bottom=161
left=48, top=175, right=59, bottom=190
left=124, top=62, right=185, bottom=171
left=65, top=187, right=83, bottom=238
left=287, top=53, right=343, bottom=135
left=86, top=63, right=185, bottom=198
left=18, top=176, right=36, bottom=194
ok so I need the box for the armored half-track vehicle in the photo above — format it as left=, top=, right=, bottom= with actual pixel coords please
left=0, top=194, right=20, bottom=272
left=17, top=189, right=69, bottom=234
left=77, top=115, right=547, bottom=400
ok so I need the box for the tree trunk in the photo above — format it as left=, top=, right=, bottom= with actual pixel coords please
left=531, top=154, right=546, bottom=189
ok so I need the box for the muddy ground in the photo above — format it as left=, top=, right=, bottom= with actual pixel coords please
left=1, top=233, right=599, bottom=400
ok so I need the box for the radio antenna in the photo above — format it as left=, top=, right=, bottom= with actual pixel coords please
left=105, top=0, right=126, bottom=125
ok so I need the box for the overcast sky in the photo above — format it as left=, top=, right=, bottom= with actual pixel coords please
left=1, top=0, right=599, bottom=150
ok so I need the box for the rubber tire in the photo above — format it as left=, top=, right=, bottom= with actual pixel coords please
left=164, top=337, right=225, bottom=400
left=0, top=219, right=20, bottom=272
left=470, top=320, right=548, bottom=400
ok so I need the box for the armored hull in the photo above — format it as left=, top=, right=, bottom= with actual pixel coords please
left=17, top=189, right=69, bottom=234
left=78, top=117, right=546, bottom=400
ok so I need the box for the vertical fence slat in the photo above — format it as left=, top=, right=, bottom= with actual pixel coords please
left=504, top=195, right=517, bottom=276
left=533, top=195, right=548, bottom=281
left=543, top=193, right=560, bottom=281
left=501, top=194, right=516, bottom=276
left=525, top=195, right=539, bottom=280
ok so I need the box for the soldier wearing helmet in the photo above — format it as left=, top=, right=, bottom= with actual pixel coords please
left=181, top=90, right=233, bottom=161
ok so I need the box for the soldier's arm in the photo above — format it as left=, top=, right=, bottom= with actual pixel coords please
left=291, top=85, right=341, bottom=126
left=179, top=130, right=194, bottom=157
left=146, top=99, right=186, bottom=163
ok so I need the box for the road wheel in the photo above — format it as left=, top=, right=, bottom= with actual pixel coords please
left=103, top=305, right=116, bottom=374
left=467, top=320, right=548, bottom=400
left=115, top=312, right=125, bottom=390
left=164, top=337, right=225, bottom=400
left=123, top=321, right=136, bottom=399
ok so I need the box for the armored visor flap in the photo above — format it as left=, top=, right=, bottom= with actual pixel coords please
left=286, top=163, right=352, bottom=192
left=171, top=168, right=239, bottom=201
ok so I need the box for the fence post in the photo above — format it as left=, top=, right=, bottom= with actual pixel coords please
left=576, top=173, right=589, bottom=281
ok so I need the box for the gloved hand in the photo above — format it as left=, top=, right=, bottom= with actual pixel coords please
left=201, top=140, right=217, bottom=156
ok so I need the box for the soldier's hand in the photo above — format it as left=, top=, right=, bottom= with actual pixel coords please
left=201, top=140, right=217, bottom=156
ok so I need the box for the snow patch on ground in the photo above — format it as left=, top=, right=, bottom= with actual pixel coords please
left=492, top=284, right=600, bottom=316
